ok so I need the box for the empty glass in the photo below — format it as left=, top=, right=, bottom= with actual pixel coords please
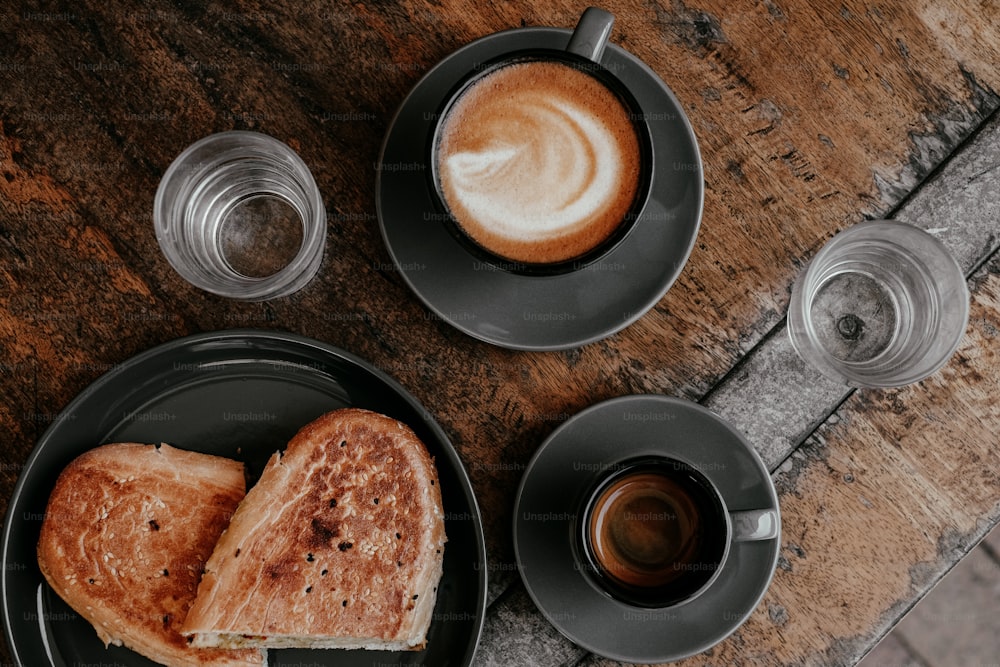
left=788, top=220, right=969, bottom=388
left=154, top=131, right=326, bottom=301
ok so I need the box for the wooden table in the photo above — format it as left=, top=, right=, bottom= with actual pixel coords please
left=2, top=2, right=999, bottom=665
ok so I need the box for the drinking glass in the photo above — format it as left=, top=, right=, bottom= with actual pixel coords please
left=787, top=220, right=968, bottom=387
left=154, top=131, right=326, bottom=301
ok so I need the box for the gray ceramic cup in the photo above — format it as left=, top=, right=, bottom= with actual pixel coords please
left=428, top=7, right=654, bottom=276
left=577, top=455, right=778, bottom=609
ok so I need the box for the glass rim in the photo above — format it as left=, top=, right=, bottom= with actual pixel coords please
left=787, top=220, right=969, bottom=387
left=154, top=130, right=326, bottom=301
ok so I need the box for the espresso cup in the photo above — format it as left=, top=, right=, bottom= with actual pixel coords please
left=429, top=8, right=654, bottom=275
left=578, top=457, right=778, bottom=608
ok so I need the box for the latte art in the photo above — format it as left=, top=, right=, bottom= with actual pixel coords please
left=442, top=96, right=620, bottom=236
left=435, top=60, right=642, bottom=265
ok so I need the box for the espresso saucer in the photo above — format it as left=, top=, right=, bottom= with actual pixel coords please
left=376, top=28, right=703, bottom=350
left=513, top=395, right=781, bottom=663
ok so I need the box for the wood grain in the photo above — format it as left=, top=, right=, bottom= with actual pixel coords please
left=704, top=107, right=1000, bottom=474
left=579, top=255, right=1000, bottom=665
left=2, top=1, right=1000, bottom=663
left=476, top=82, right=1000, bottom=663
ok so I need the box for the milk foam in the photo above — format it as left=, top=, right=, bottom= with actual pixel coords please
left=441, top=95, right=623, bottom=241
left=436, top=60, right=642, bottom=265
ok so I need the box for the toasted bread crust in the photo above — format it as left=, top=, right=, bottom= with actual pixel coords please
left=36, top=443, right=265, bottom=667
left=182, top=408, right=446, bottom=650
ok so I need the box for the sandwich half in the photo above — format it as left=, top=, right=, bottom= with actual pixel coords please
left=36, top=443, right=265, bottom=667
left=182, top=408, right=447, bottom=650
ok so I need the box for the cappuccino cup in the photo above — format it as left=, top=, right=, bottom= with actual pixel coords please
left=429, top=8, right=653, bottom=275
left=578, top=457, right=778, bottom=608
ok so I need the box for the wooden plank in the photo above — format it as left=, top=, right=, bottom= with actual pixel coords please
left=475, top=586, right=588, bottom=667
left=479, top=39, right=1000, bottom=667
left=2, top=4, right=1000, bottom=569
left=703, top=108, right=1000, bottom=472
left=573, top=252, right=1000, bottom=665
left=1, top=1, right=1000, bottom=663
left=890, top=547, right=1000, bottom=667
left=856, top=634, right=925, bottom=667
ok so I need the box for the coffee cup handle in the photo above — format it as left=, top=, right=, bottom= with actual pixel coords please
left=731, top=509, right=780, bottom=541
left=566, top=7, right=615, bottom=62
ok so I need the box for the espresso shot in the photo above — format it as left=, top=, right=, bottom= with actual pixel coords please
left=580, top=458, right=729, bottom=608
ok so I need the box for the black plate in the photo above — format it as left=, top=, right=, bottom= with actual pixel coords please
left=1, top=330, right=487, bottom=667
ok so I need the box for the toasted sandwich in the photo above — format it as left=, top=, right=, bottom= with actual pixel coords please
left=182, top=408, right=446, bottom=651
left=36, top=443, right=265, bottom=667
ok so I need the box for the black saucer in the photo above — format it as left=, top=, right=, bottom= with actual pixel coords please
left=513, top=395, right=781, bottom=663
left=376, top=27, right=703, bottom=350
